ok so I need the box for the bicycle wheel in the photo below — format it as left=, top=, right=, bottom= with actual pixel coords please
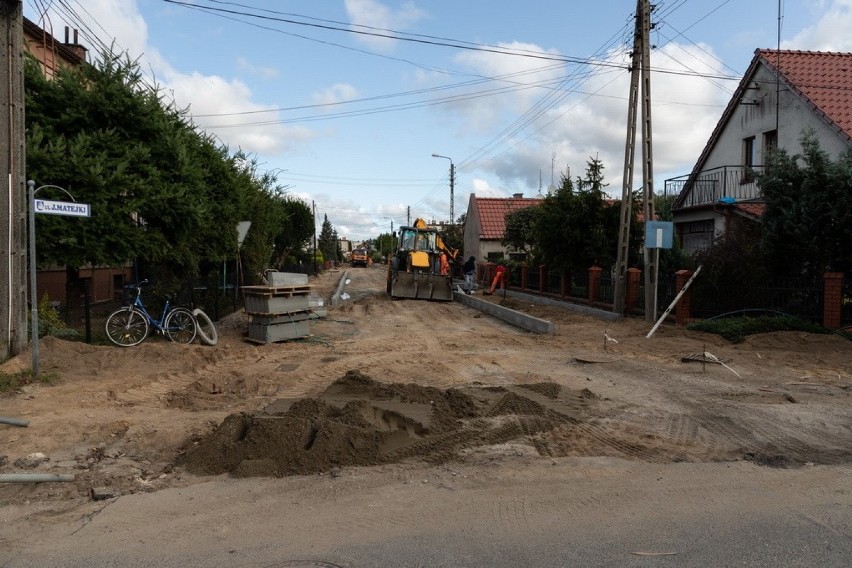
left=105, top=307, right=149, bottom=347
left=192, top=308, right=218, bottom=346
left=165, top=307, right=197, bottom=344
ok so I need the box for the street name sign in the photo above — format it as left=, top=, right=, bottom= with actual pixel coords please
left=34, top=199, right=90, bottom=217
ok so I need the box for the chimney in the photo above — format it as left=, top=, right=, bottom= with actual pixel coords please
left=63, top=26, right=88, bottom=63
left=513, top=193, right=523, bottom=198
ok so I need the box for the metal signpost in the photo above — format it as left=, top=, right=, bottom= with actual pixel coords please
left=27, top=180, right=90, bottom=375
left=644, top=221, right=673, bottom=322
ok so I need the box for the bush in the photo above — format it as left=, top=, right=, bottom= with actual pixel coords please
left=34, top=295, right=78, bottom=339
left=687, top=314, right=832, bottom=343
left=0, top=370, right=56, bottom=395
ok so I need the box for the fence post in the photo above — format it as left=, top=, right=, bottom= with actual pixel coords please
left=625, top=267, right=641, bottom=314
left=822, top=272, right=844, bottom=329
left=521, top=265, right=528, bottom=291
left=675, top=269, right=693, bottom=326
left=588, top=266, right=602, bottom=305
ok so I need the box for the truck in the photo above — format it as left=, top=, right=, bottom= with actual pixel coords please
left=386, top=219, right=459, bottom=301
left=351, top=248, right=370, bottom=267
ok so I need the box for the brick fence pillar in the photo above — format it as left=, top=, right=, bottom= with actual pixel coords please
left=625, top=267, right=641, bottom=313
left=823, top=272, right=844, bottom=329
left=675, top=269, right=693, bottom=326
left=521, top=265, right=528, bottom=291
left=588, top=266, right=602, bottom=305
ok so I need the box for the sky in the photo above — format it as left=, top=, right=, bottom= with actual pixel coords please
left=22, top=0, right=852, bottom=242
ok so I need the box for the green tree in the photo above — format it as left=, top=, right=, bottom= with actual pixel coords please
left=531, top=156, right=637, bottom=271
left=24, top=50, right=314, bottom=286
left=759, top=133, right=852, bottom=277
left=503, top=206, right=540, bottom=259
left=318, top=215, right=337, bottom=262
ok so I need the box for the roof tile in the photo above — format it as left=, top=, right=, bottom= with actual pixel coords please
left=758, top=49, right=852, bottom=140
left=475, top=197, right=540, bottom=239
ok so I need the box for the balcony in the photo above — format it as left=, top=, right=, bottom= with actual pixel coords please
left=666, top=165, right=764, bottom=210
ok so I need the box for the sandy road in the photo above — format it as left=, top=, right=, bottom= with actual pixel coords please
left=1, top=265, right=850, bottom=566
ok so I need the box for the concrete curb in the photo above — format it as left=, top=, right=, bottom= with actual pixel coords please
left=330, top=270, right=350, bottom=307
left=503, top=289, right=622, bottom=321
left=454, top=290, right=555, bottom=334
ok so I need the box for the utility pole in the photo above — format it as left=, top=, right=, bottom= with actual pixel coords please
left=431, top=153, right=454, bottom=224
left=406, top=206, right=410, bottom=226
left=312, top=200, right=317, bottom=274
left=639, top=0, right=658, bottom=323
left=1, top=0, right=28, bottom=359
left=449, top=161, right=455, bottom=224
left=612, top=0, right=643, bottom=316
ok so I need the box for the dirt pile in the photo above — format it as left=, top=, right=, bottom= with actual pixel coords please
left=178, top=370, right=599, bottom=477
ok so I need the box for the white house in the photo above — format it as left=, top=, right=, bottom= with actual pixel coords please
left=668, top=49, right=852, bottom=254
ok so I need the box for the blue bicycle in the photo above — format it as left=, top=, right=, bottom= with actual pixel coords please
left=105, top=281, right=197, bottom=347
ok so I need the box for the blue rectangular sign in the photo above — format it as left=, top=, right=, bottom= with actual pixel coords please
left=645, top=221, right=673, bottom=249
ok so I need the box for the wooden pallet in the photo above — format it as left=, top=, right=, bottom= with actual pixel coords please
left=241, top=285, right=312, bottom=297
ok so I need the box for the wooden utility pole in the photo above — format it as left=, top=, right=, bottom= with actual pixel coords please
left=612, top=1, right=643, bottom=315
left=1, top=0, right=28, bottom=359
left=613, top=0, right=657, bottom=322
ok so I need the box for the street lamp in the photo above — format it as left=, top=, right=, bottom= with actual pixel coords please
left=431, top=153, right=455, bottom=224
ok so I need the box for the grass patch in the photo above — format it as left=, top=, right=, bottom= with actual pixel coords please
left=0, top=370, right=58, bottom=395
left=687, top=315, right=834, bottom=343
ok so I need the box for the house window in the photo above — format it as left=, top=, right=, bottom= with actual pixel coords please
left=743, top=136, right=756, bottom=168
left=763, top=130, right=777, bottom=154
left=486, top=251, right=505, bottom=262
left=679, top=219, right=714, bottom=255
left=742, top=136, right=756, bottom=182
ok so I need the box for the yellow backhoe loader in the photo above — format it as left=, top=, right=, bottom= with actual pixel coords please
left=386, top=219, right=459, bottom=301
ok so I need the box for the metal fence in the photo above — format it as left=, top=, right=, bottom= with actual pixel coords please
left=60, top=274, right=244, bottom=344
left=691, top=275, right=824, bottom=322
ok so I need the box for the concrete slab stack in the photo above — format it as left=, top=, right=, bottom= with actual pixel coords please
left=242, top=272, right=313, bottom=343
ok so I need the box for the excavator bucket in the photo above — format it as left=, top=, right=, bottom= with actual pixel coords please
left=389, top=271, right=453, bottom=301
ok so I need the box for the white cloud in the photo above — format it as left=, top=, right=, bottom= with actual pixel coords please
left=447, top=41, right=730, bottom=198
left=784, top=0, right=852, bottom=51
left=312, top=83, right=359, bottom=106
left=30, top=1, right=318, bottom=158
left=344, top=0, right=426, bottom=51
left=236, top=57, right=279, bottom=80
left=164, top=72, right=315, bottom=154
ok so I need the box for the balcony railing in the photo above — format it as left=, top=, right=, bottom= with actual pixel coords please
left=666, top=165, right=763, bottom=209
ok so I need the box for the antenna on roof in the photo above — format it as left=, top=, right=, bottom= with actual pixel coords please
left=775, top=0, right=781, bottom=132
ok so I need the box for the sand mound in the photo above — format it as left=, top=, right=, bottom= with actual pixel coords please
left=178, top=370, right=595, bottom=477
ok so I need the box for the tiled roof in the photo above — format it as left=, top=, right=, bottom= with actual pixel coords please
left=474, top=197, right=540, bottom=239
left=758, top=49, right=852, bottom=141
left=734, top=202, right=765, bottom=219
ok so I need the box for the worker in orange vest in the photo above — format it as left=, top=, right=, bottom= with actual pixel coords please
left=484, top=264, right=507, bottom=295
left=439, top=252, right=450, bottom=276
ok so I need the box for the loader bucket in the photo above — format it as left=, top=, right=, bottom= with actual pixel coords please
left=389, top=271, right=453, bottom=301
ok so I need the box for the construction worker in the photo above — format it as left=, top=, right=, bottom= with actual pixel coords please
left=439, top=252, right=450, bottom=276
left=463, top=256, right=476, bottom=294
left=484, top=264, right=507, bottom=295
